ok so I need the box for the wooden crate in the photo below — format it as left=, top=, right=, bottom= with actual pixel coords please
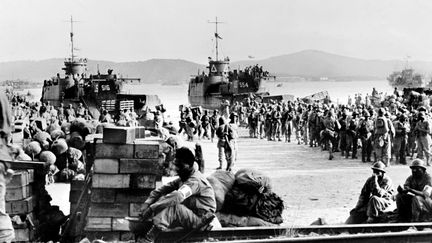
left=8, top=171, right=30, bottom=188
left=133, top=140, right=160, bottom=159
left=6, top=185, right=32, bottom=201
left=119, top=158, right=162, bottom=174
left=130, top=174, right=157, bottom=189
left=85, top=217, right=112, bottom=231
left=115, top=189, right=149, bottom=203
left=88, top=203, right=129, bottom=217
left=94, top=159, right=119, bottom=174
left=103, top=127, right=136, bottom=144
left=91, top=189, right=116, bottom=203
left=84, top=231, right=120, bottom=242
left=92, top=174, right=130, bottom=189
left=112, top=218, right=129, bottom=231
left=129, top=202, right=148, bottom=217
left=6, top=196, right=34, bottom=214
left=94, top=141, right=134, bottom=159
left=13, top=227, right=34, bottom=242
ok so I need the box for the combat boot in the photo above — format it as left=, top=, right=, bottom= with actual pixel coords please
left=137, top=225, right=161, bottom=243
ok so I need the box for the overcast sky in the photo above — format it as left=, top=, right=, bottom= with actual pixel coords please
left=1, top=0, right=432, bottom=64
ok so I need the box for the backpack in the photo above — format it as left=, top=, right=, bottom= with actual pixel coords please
left=375, top=117, right=388, bottom=135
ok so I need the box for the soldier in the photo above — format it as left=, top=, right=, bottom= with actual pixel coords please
left=339, top=111, right=348, bottom=157
left=396, top=159, right=432, bottom=222
left=200, top=110, right=211, bottom=140
left=393, top=114, right=410, bottom=165
left=209, top=110, right=220, bottom=143
left=322, top=109, right=340, bottom=160
left=257, top=107, right=266, bottom=139
left=308, top=106, right=318, bottom=147
left=373, top=108, right=391, bottom=166
left=347, top=161, right=395, bottom=224
left=358, top=110, right=374, bottom=162
left=346, top=111, right=359, bottom=159
left=247, top=107, right=258, bottom=138
left=137, top=147, right=216, bottom=242
left=272, top=105, right=282, bottom=141
left=415, top=112, right=432, bottom=166
left=216, top=117, right=237, bottom=171
left=293, top=107, right=303, bottom=145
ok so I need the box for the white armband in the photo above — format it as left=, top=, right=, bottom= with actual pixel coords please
left=178, top=185, right=193, bottom=200
left=424, top=185, right=432, bottom=198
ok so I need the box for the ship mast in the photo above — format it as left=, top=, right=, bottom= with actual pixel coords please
left=209, top=17, right=224, bottom=61
left=69, top=16, right=78, bottom=61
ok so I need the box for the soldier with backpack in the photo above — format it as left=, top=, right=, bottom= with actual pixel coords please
left=374, top=108, right=391, bottom=166
left=358, top=110, right=374, bottom=162
left=414, top=112, right=432, bottom=166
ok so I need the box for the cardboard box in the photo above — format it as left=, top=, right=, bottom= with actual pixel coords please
left=103, top=127, right=136, bottom=144
left=94, top=159, right=119, bottom=174
left=92, top=174, right=130, bottom=189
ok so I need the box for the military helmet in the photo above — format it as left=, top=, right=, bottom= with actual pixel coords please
left=371, top=161, right=386, bottom=173
left=410, top=159, right=427, bottom=170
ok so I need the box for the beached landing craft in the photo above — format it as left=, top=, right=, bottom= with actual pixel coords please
left=41, top=17, right=161, bottom=120
left=188, top=18, right=289, bottom=110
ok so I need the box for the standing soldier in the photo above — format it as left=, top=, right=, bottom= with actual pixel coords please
left=216, top=117, right=237, bottom=171
left=346, top=111, right=359, bottom=159
left=339, top=111, right=348, bottom=157
left=209, top=110, right=220, bottom=143
left=258, top=107, right=266, bottom=139
left=414, top=112, right=432, bottom=166
left=293, top=107, right=303, bottom=145
left=408, top=111, right=418, bottom=159
left=374, top=108, right=391, bottom=166
left=358, top=111, right=374, bottom=162
left=393, top=114, right=410, bottom=165
left=201, top=110, right=211, bottom=140
left=248, top=107, right=258, bottom=138
left=272, top=105, right=283, bottom=141
left=308, top=107, right=317, bottom=147
left=302, top=106, right=311, bottom=145
left=322, top=109, right=340, bottom=160
left=265, top=107, right=273, bottom=141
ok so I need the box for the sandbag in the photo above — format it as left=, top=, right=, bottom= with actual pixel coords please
left=207, top=171, right=235, bottom=211
left=235, top=169, right=271, bottom=194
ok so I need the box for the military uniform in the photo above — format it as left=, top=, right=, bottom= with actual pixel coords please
left=145, top=170, right=216, bottom=230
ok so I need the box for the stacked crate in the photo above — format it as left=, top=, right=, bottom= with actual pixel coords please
left=83, top=127, right=163, bottom=242
left=6, top=169, right=36, bottom=242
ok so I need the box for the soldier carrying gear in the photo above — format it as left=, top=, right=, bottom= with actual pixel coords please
left=374, top=108, right=391, bottom=166
left=136, top=147, right=216, bottom=242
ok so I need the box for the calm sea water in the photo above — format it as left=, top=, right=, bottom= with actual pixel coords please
left=15, top=80, right=393, bottom=122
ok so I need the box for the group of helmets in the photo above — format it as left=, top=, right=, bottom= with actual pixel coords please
left=371, top=158, right=427, bottom=173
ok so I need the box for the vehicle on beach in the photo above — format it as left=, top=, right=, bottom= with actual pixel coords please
left=188, top=19, right=287, bottom=110
left=40, top=18, right=161, bottom=122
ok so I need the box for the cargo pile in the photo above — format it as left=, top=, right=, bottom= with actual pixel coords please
left=73, top=126, right=165, bottom=242
left=6, top=169, right=36, bottom=242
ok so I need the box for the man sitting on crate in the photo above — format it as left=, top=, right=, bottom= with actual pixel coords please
left=347, top=161, right=395, bottom=224
left=135, top=147, right=216, bottom=242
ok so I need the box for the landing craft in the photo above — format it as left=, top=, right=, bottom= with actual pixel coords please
left=40, top=17, right=161, bottom=120
left=188, top=18, right=289, bottom=110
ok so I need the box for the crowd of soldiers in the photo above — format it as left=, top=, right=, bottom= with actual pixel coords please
left=219, top=88, right=431, bottom=168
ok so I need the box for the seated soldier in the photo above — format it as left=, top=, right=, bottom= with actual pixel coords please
left=136, top=147, right=216, bottom=242
left=396, top=159, right=432, bottom=222
left=347, top=161, right=395, bottom=223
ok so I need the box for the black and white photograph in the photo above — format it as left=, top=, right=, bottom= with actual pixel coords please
left=2, top=0, right=432, bottom=242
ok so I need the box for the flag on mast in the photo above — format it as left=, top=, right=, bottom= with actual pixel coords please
left=215, top=33, right=222, bottom=39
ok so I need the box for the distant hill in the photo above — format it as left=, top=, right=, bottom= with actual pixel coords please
left=2, top=50, right=432, bottom=84
left=233, top=50, right=432, bottom=80
left=0, top=58, right=205, bottom=85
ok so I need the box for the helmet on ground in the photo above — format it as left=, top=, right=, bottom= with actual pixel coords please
left=371, top=161, right=386, bottom=173
left=410, top=159, right=427, bottom=170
